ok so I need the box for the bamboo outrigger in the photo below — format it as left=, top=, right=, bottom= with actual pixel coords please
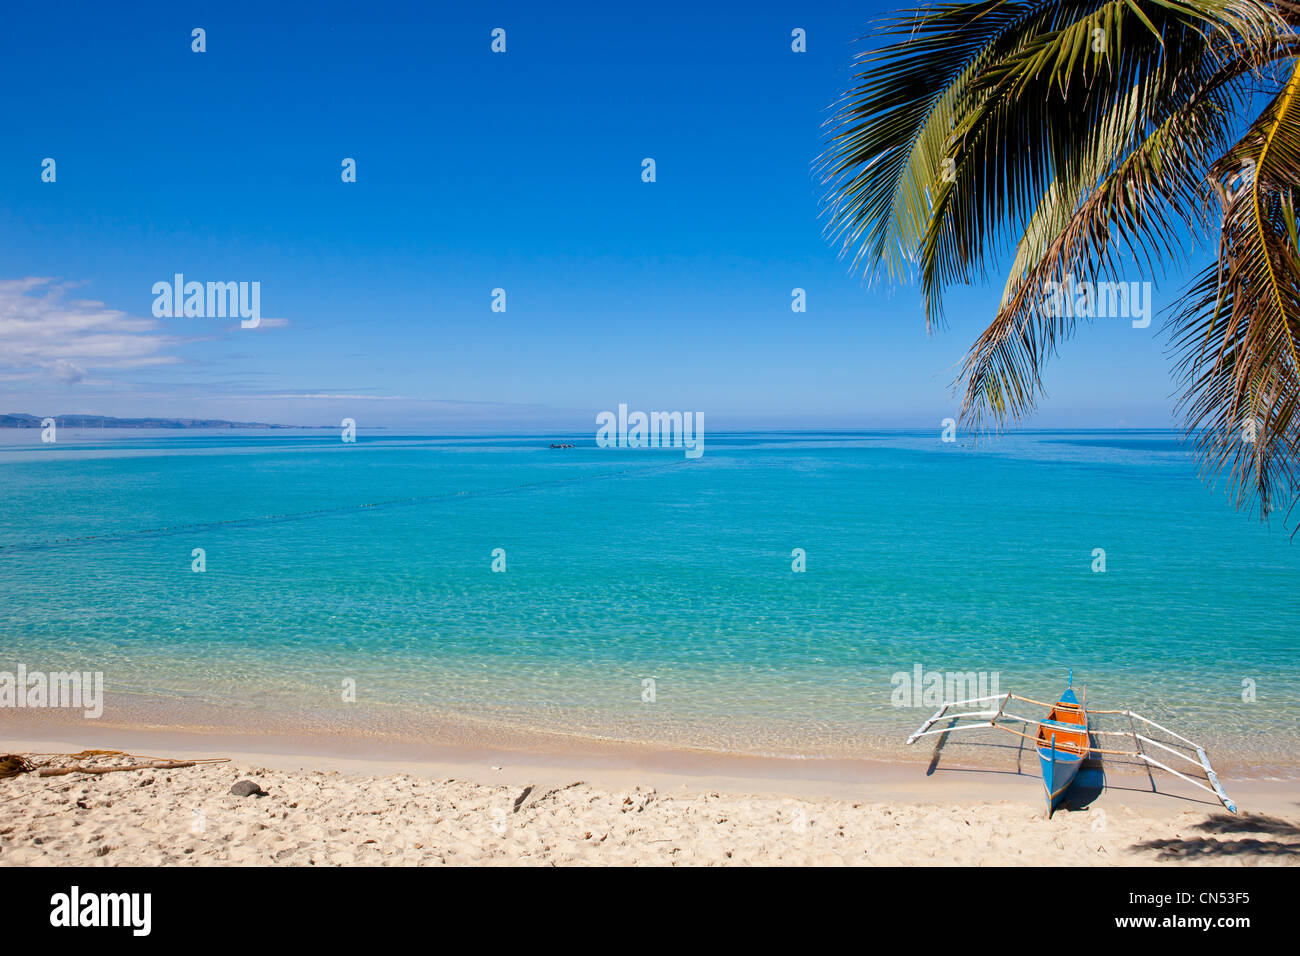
left=905, top=673, right=1237, bottom=816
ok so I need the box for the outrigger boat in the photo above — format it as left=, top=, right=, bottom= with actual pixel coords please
left=905, top=671, right=1236, bottom=816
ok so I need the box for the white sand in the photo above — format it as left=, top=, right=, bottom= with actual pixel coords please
left=3, top=739, right=1297, bottom=866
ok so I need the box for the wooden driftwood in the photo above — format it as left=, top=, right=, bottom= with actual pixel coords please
left=37, top=759, right=202, bottom=777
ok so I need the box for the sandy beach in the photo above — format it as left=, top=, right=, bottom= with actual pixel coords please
left=3, top=729, right=1298, bottom=867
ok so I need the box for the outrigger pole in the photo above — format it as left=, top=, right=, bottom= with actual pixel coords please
left=905, top=692, right=1237, bottom=813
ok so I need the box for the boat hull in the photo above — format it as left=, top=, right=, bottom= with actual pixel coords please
left=1038, top=747, right=1084, bottom=811
left=1035, top=685, right=1089, bottom=815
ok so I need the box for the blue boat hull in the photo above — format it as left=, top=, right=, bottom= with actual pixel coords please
left=1038, top=747, right=1084, bottom=812
left=1037, top=684, right=1088, bottom=815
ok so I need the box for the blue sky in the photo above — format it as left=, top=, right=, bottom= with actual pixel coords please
left=0, top=0, right=1200, bottom=430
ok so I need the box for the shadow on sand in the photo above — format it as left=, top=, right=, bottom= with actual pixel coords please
left=1132, top=814, right=1300, bottom=860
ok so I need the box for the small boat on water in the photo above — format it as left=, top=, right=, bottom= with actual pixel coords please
left=905, top=671, right=1237, bottom=816
left=1035, top=677, right=1089, bottom=815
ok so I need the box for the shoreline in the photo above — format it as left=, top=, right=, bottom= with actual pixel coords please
left=5, top=716, right=1296, bottom=814
left=5, top=690, right=1296, bottom=784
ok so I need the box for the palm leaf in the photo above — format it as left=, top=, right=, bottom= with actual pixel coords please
left=1172, top=59, right=1300, bottom=518
left=959, top=60, right=1246, bottom=431
left=820, top=0, right=1300, bottom=519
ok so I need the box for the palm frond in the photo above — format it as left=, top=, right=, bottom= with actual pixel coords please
left=918, top=0, right=1283, bottom=324
left=819, top=1, right=1289, bottom=324
left=817, top=1, right=1105, bottom=321
left=958, top=60, right=1246, bottom=431
left=1172, top=59, right=1300, bottom=518
left=819, top=0, right=1300, bottom=520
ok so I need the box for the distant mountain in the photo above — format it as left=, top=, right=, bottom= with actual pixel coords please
left=0, top=413, right=327, bottom=429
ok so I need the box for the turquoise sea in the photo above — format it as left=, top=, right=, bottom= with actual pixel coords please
left=1, top=428, right=1297, bottom=774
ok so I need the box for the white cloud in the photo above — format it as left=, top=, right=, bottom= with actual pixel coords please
left=227, top=317, right=290, bottom=333
left=0, top=277, right=181, bottom=383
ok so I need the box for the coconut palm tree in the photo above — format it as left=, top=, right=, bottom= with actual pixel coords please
left=819, top=0, right=1300, bottom=520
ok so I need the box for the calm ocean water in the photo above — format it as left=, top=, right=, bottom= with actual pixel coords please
left=2, top=428, right=1297, bottom=773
